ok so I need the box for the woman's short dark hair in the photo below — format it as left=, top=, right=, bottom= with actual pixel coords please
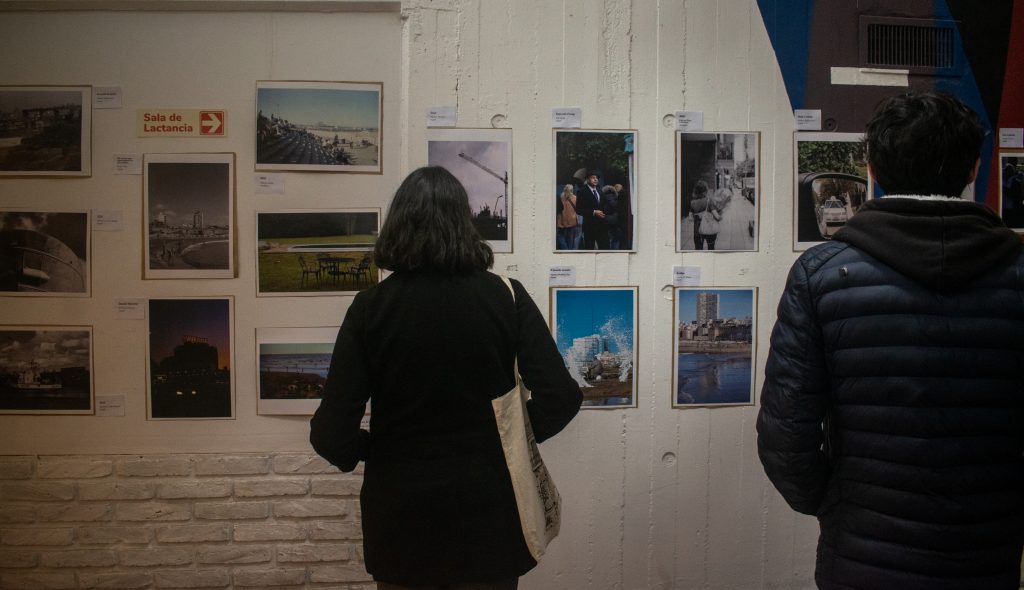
left=374, top=166, right=494, bottom=274
left=865, top=91, right=985, bottom=197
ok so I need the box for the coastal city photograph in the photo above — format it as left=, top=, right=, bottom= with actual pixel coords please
left=256, top=81, right=381, bottom=173
left=144, top=153, right=234, bottom=279
left=0, top=86, right=90, bottom=176
left=257, top=326, right=338, bottom=415
left=674, top=288, right=755, bottom=407
left=0, top=210, right=89, bottom=295
left=0, top=326, right=92, bottom=414
left=551, top=287, right=638, bottom=408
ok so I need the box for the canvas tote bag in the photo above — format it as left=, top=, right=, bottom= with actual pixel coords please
left=492, top=275, right=562, bottom=562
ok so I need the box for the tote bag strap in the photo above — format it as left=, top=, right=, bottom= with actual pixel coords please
left=498, top=275, right=522, bottom=378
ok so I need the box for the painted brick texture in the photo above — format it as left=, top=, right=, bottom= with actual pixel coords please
left=0, top=454, right=368, bottom=590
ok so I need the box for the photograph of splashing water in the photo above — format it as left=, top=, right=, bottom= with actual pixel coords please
left=550, top=286, right=637, bottom=408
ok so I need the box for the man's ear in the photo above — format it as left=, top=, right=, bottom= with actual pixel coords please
left=967, top=158, right=981, bottom=183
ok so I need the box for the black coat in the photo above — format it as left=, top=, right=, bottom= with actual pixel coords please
left=757, top=197, right=1024, bottom=590
left=310, top=270, right=582, bottom=585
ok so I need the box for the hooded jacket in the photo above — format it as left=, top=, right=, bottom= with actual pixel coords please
left=757, top=197, right=1024, bottom=590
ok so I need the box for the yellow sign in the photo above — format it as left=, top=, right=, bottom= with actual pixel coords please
left=136, top=109, right=226, bottom=137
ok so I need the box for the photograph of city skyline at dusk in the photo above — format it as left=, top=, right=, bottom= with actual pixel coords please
left=144, top=153, right=234, bottom=279
left=0, top=326, right=92, bottom=414
left=256, top=81, right=381, bottom=174
left=0, top=86, right=91, bottom=176
left=550, top=286, right=638, bottom=408
left=673, top=287, right=756, bottom=407
left=147, top=297, right=233, bottom=420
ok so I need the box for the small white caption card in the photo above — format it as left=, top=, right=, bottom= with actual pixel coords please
left=92, top=209, right=123, bottom=232
left=96, top=395, right=126, bottom=417
left=999, top=128, right=1024, bottom=149
left=427, top=106, right=457, bottom=127
left=549, top=266, right=577, bottom=286
left=672, top=265, right=701, bottom=287
left=795, top=109, right=822, bottom=131
left=93, top=86, right=123, bottom=109
left=113, top=154, right=142, bottom=175
left=552, top=108, right=582, bottom=129
left=114, top=298, right=146, bottom=320
left=255, top=173, right=286, bottom=195
left=675, top=111, right=704, bottom=132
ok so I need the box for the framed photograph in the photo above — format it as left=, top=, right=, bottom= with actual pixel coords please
left=256, top=81, right=382, bottom=174
left=676, top=132, right=759, bottom=252
left=147, top=297, right=233, bottom=420
left=550, top=286, right=638, bottom=409
left=793, top=132, right=869, bottom=250
left=553, top=130, right=637, bottom=252
left=257, top=209, right=380, bottom=296
left=257, top=326, right=338, bottom=415
left=144, top=153, right=235, bottom=279
left=999, top=151, right=1024, bottom=232
left=0, top=210, right=89, bottom=296
left=0, top=86, right=91, bottom=177
left=0, top=326, right=93, bottom=415
left=673, top=288, right=757, bottom=408
left=427, top=128, right=512, bottom=253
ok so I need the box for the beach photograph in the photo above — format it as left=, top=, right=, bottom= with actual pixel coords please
left=673, top=288, right=756, bottom=407
left=257, top=326, right=339, bottom=415
left=256, top=81, right=381, bottom=173
left=0, top=86, right=90, bottom=176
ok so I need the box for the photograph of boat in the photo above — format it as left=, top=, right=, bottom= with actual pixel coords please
left=0, top=211, right=89, bottom=296
left=0, top=326, right=92, bottom=414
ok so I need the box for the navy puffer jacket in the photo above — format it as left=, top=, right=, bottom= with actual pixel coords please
left=757, top=197, right=1024, bottom=590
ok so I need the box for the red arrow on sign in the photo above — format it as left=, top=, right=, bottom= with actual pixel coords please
left=200, top=111, right=224, bottom=135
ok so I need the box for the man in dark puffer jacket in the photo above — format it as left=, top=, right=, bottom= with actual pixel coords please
left=757, top=91, right=1024, bottom=590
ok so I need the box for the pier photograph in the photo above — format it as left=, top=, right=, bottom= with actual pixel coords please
left=0, top=326, right=92, bottom=414
left=0, top=86, right=91, bottom=176
left=0, top=210, right=89, bottom=296
left=256, top=81, right=381, bottom=174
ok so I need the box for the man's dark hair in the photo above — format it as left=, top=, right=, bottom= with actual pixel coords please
left=865, top=91, right=985, bottom=197
left=374, top=166, right=494, bottom=274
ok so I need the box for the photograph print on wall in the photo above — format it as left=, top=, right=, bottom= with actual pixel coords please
left=0, top=86, right=91, bottom=177
left=676, top=132, right=759, bottom=252
left=256, top=326, right=339, bottom=415
left=673, top=287, right=756, bottom=408
left=793, top=132, right=869, bottom=250
left=550, top=286, right=638, bottom=408
left=427, top=128, right=512, bottom=253
left=0, top=325, right=93, bottom=415
left=256, top=81, right=382, bottom=174
left=0, top=210, right=89, bottom=296
left=553, top=130, right=637, bottom=252
left=1000, top=150, right=1024, bottom=232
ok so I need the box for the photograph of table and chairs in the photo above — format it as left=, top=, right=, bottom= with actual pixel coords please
left=256, top=209, right=380, bottom=296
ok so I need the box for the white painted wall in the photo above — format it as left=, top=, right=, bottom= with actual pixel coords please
left=0, top=1, right=820, bottom=588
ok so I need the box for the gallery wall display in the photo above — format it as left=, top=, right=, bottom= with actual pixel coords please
left=793, top=132, right=869, bottom=250
left=256, top=81, right=382, bottom=174
left=147, top=297, right=234, bottom=420
left=553, top=129, right=637, bottom=252
left=0, top=325, right=93, bottom=415
left=427, top=128, right=512, bottom=253
left=0, top=86, right=92, bottom=177
left=550, top=286, right=638, bottom=409
left=143, top=153, right=236, bottom=279
left=256, top=326, right=338, bottom=415
left=672, top=287, right=757, bottom=408
left=1000, top=151, right=1024, bottom=233
left=256, top=209, right=381, bottom=296
left=676, top=132, right=760, bottom=252
left=0, top=210, right=90, bottom=296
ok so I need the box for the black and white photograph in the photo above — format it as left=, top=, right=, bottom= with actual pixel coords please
left=673, top=288, right=756, bottom=408
left=257, top=209, right=380, bottom=296
left=0, top=86, right=91, bottom=177
left=794, top=132, right=869, bottom=250
left=256, top=81, right=382, bottom=174
left=0, top=326, right=93, bottom=415
left=144, top=153, right=235, bottom=279
left=553, top=130, right=637, bottom=252
left=1000, top=151, right=1024, bottom=232
left=257, top=326, right=339, bottom=415
left=147, top=297, right=233, bottom=420
left=677, top=132, right=759, bottom=252
left=0, top=210, right=89, bottom=296
left=427, top=128, right=512, bottom=253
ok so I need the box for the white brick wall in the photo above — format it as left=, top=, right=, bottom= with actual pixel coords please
left=0, top=454, right=371, bottom=590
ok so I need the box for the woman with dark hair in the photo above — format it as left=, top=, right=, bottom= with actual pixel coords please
left=310, top=166, right=582, bottom=590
